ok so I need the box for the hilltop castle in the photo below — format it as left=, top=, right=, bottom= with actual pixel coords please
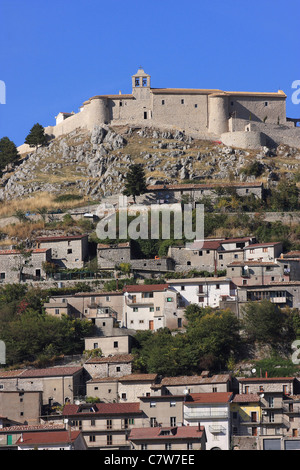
left=44, top=68, right=299, bottom=150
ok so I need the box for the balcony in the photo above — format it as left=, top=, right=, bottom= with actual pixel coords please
left=209, top=425, right=226, bottom=434
left=261, top=414, right=290, bottom=428
left=184, top=410, right=228, bottom=420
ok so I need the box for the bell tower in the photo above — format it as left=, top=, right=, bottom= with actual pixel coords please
left=132, top=67, right=151, bottom=99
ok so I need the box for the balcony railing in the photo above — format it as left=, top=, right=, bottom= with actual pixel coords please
left=185, top=410, right=228, bottom=420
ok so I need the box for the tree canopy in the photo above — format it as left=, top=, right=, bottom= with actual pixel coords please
left=25, top=123, right=47, bottom=149
left=0, top=136, right=19, bottom=172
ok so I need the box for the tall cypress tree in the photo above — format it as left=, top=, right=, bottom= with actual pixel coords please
left=123, top=164, right=147, bottom=203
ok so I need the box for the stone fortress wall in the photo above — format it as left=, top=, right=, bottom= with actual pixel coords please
left=20, top=68, right=300, bottom=152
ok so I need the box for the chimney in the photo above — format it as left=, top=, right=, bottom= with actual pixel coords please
left=265, top=371, right=268, bottom=378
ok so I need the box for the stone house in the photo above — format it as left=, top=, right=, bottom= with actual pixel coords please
left=62, top=401, right=144, bottom=450
left=147, top=182, right=264, bottom=205
left=0, top=390, right=42, bottom=426
left=86, top=373, right=158, bottom=403
left=168, top=237, right=253, bottom=273
left=84, top=334, right=132, bottom=357
left=227, top=260, right=291, bottom=287
left=122, top=284, right=185, bottom=331
left=0, top=366, right=85, bottom=407
left=183, top=392, right=233, bottom=450
left=167, top=276, right=236, bottom=310
left=0, top=248, right=51, bottom=283
left=35, top=234, right=89, bottom=269
left=0, top=423, right=66, bottom=449
left=97, top=241, right=174, bottom=278
left=84, top=354, right=133, bottom=379
left=151, top=373, right=235, bottom=397
left=235, top=281, right=300, bottom=311
left=129, top=424, right=206, bottom=451
left=44, top=291, right=124, bottom=323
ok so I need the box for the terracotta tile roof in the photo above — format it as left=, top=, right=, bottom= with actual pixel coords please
left=147, top=182, right=263, bottom=191
left=151, top=88, right=222, bottom=95
left=0, top=424, right=65, bottom=433
left=85, top=354, right=133, bottom=364
left=158, top=374, right=231, bottom=387
left=16, top=430, right=82, bottom=446
left=244, top=242, right=282, bottom=249
left=0, top=367, right=82, bottom=379
left=0, top=249, right=48, bottom=255
left=239, top=377, right=295, bottom=383
left=123, top=284, right=169, bottom=293
left=228, top=261, right=279, bottom=266
left=36, top=235, right=87, bottom=242
left=232, top=394, right=261, bottom=403
left=186, top=392, right=233, bottom=404
left=119, top=374, right=158, bottom=382
left=129, top=425, right=205, bottom=441
left=63, top=402, right=142, bottom=417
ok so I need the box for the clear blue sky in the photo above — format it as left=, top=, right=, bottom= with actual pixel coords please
left=0, top=0, right=299, bottom=146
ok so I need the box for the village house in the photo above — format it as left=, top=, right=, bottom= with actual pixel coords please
left=61, top=401, right=145, bottom=450
left=230, top=393, right=262, bottom=449
left=243, top=242, right=283, bottom=262
left=44, top=290, right=124, bottom=323
left=146, top=182, right=264, bottom=205
left=129, top=424, right=206, bottom=451
left=236, top=376, right=300, bottom=450
left=167, top=276, right=236, bottom=310
left=0, top=423, right=66, bottom=449
left=35, top=234, right=89, bottom=269
left=0, top=390, right=42, bottom=426
left=227, top=260, right=294, bottom=287
left=168, top=237, right=254, bottom=273
left=151, top=373, right=235, bottom=396
left=138, top=394, right=186, bottom=428
left=97, top=241, right=174, bottom=278
left=183, top=392, right=233, bottom=450
left=0, top=367, right=86, bottom=409
left=84, top=333, right=133, bottom=357
left=86, top=374, right=158, bottom=403
left=16, top=428, right=87, bottom=450
left=122, top=284, right=185, bottom=331
left=84, top=354, right=134, bottom=379
left=0, top=248, right=51, bottom=283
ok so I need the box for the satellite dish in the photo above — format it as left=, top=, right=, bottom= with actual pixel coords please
left=244, top=265, right=249, bottom=270
left=252, top=368, right=256, bottom=374
left=64, top=418, right=69, bottom=424
left=183, top=389, right=189, bottom=395
left=260, top=393, right=264, bottom=398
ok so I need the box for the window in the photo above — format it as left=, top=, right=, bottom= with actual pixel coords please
left=181, top=99, right=184, bottom=104
left=170, top=417, right=176, bottom=426
left=144, top=111, right=147, bottom=119
left=0, top=273, right=5, bottom=279
left=149, top=307, right=154, bottom=312
left=133, top=307, right=138, bottom=312
left=194, top=104, right=198, bottom=108
left=170, top=401, right=176, bottom=407
left=116, top=367, right=121, bottom=372
left=55, top=308, right=60, bottom=315
left=150, top=402, right=156, bottom=408
left=213, top=387, right=218, bottom=393
left=119, top=101, right=123, bottom=107
left=135, top=78, right=140, bottom=87
left=199, top=251, right=202, bottom=256
left=93, top=343, right=98, bottom=349
left=166, top=297, right=173, bottom=302
left=91, top=419, right=95, bottom=426
left=107, top=434, right=112, bottom=445
left=162, top=100, right=165, bottom=105
left=113, top=341, right=118, bottom=348
left=142, top=292, right=154, bottom=298
left=106, top=296, right=110, bottom=301
left=107, top=419, right=112, bottom=429
left=165, top=443, right=172, bottom=450
left=122, top=393, right=127, bottom=400
left=181, top=286, right=185, bottom=291
left=150, top=417, right=157, bottom=427
left=156, top=307, right=160, bottom=311
left=89, top=435, right=96, bottom=442
left=219, top=254, right=223, bottom=260
left=142, top=78, right=147, bottom=87
left=141, top=444, right=148, bottom=450
left=198, top=296, right=204, bottom=302
left=67, top=248, right=72, bottom=254
left=265, top=101, right=268, bottom=106
left=187, top=442, right=193, bottom=450
left=216, top=284, right=220, bottom=289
